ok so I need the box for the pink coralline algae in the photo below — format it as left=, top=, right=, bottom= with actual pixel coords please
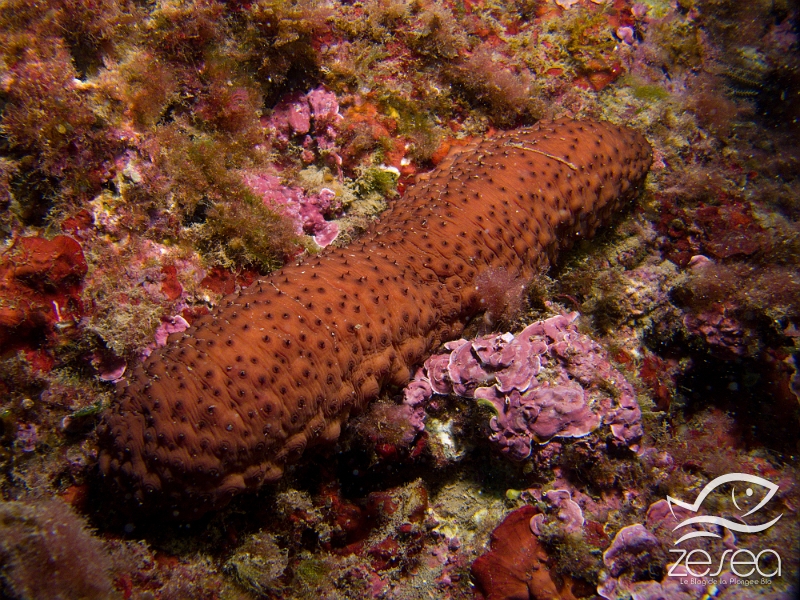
left=95, top=354, right=127, bottom=383
left=403, top=313, right=643, bottom=460
left=600, top=567, right=791, bottom=600
left=602, top=524, right=661, bottom=579
left=643, top=499, right=734, bottom=552
left=600, top=564, right=723, bottom=600
left=270, top=92, right=311, bottom=135
left=266, top=86, right=343, bottom=168
left=141, top=314, right=191, bottom=359
left=631, top=3, right=649, bottom=18
left=596, top=498, right=783, bottom=600
left=616, top=26, right=636, bottom=45
left=242, top=173, right=340, bottom=247
left=683, top=303, right=747, bottom=357
left=152, top=315, right=190, bottom=347
left=530, top=489, right=585, bottom=535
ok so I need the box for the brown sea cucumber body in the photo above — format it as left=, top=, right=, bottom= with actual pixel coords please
left=98, top=119, right=652, bottom=516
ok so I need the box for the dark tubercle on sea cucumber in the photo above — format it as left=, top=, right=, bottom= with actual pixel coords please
left=97, top=118, right=653, bottom=517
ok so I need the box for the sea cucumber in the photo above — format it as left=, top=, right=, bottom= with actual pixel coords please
left=98, top=118, right=653, bottom=517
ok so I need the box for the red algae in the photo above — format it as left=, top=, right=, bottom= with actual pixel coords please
left=0, top=235, right=87, bottom=351
left=472, top=505, right=578, bottom=600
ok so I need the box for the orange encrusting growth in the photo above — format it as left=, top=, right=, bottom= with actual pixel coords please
left=98, top=119, right=652, bottom=516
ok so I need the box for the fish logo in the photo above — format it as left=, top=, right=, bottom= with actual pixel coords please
left=667, top=473, right=782, bottom=545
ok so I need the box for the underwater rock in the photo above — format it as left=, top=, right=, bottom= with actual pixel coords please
left=98, top=119, right=652, bottom=517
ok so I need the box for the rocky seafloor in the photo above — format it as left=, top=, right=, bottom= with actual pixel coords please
left=0, top=1, right=798, bottom=599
